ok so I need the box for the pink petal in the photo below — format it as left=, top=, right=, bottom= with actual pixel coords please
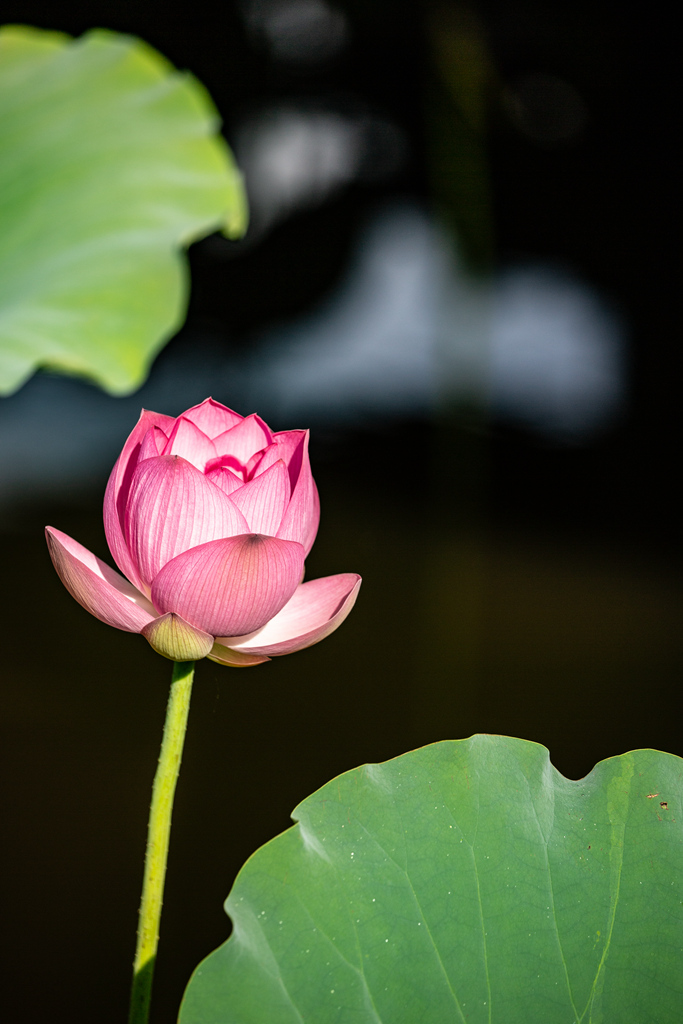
left=275, top=430, right=320, bottom=555
left=205, top=464, right=245, bottom=496
left=230, top=460, right=291, bottom=535
left=104, top=408, right=176, bottom=592
left=221, top=573, right=361, bottom=656
left=270, top=430, right=308, bottom=485
left=213, top=414, right=273, bottom=465
left=139, top=426, right=169, bottom=462
left=244, top=445, right=271, bottom=479
left=181, top=398, right=243, bottom=438
left=46, top=527, right=156, bottom=632
left=150, top=534, right=305, bottom=638
left=207, top=642, right=270, bottom=668
left=244, top=432, right=306, bottom=481
left=125, top=456, right=249, bottom=587
left=141, top=612, right=214, bottom=662
left=161, top=417, right=217, bottom=471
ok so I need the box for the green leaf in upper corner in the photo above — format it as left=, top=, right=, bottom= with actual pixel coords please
left=179, top=735, right=683, bottom=1024
left=0, top=25, right=248, bottom=396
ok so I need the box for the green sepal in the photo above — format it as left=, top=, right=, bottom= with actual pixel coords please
left=142, top=613, right=214, bottom=662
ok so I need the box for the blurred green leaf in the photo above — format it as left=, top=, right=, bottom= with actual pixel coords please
left=0, top=25, right=247, bottom=396
left=180, top=736, right=683, bottom=1023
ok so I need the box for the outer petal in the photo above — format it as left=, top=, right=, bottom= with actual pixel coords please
left=46, top=527, right=156, bottom=632
left=221, top=573, right=361, bottom=656
left=161, top=417, right=217, bottom=471
left=141, top=612, right=214, bottom=662
left=125, top=455, right=250, bottom=586
left=207, top=642, right=270, bottom=667
left=182, top=398, right=243, bottom=438
left=275, top=430, right=320, bottom=555
left=268, top=430, right=308, bottom=483
left=104, top=408, right=176, bottom=591
left=151, top=534, right=305, bottom=638
left=213, top=414, right=272, bottom=465
left=230, top=460, right=291, bottom=535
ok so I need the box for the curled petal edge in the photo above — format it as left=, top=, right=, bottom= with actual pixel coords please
left=207, top=643, right=271, bottom=668
left=46, top=527, right=156, bottom=633
left=218, top=573, right=361, bottom=657
left=275, top=430, right=320, bottom=555
left=103, top=408, right=175, bottom=591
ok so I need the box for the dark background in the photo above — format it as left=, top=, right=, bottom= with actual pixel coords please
left=1, top=2, right=679, bottom=1022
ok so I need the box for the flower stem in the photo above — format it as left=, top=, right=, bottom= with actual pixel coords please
left=128, top=660, right=195, bottom=1024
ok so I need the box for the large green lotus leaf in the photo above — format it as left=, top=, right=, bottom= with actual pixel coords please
left=0, top=25, right=247, bottom=395
left=180, top=736, right=683, bottom=1024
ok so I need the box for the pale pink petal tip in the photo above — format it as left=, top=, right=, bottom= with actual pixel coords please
left=141, top=613, right=214, bottom=662
left=45, top=527, right=156, bottom=633
left=223, top=573, right=361, bottom=656
left=182, top=398, right=243, bottom=437
left=161, top=417, right=217, bottom=470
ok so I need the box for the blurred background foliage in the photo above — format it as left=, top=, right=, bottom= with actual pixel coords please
left=0, top=25, right=246, bottom=395
left=0, top=2, right=679, bottom=1022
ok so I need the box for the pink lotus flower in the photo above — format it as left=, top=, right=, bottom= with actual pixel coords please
left=46, top=399, right=361, bottom=666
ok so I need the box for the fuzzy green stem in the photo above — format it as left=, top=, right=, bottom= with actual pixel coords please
left=128, top=660, right=195, bottom=1024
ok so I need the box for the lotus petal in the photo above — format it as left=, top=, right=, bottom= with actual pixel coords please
left=244, top=440, right=279, bottom=479
left=141, top=612, right=214, bottom=662
left=46, top=527, right=156, bottom=632
left=162, top=416, right=217, bottom=471
left=151, top=534, right=305, bottom=637
left=271, top=431, right=308, bottom=483
left=138, top=426, right=169, bottom=462
left=222, top=573, right=361, bottom=655
left=244, top=430, right=304, bottom=481
left=182, top=397, right=242, bottom=438
left=207, top=642, right=270, bottom=667
left=275, top=430, right=320, bottom=554
left=125, top=455, right=249, bottom=586
left=230, top=460, right=290, bottom=535
left=104, top=407, right=175, bottom=590
left=204, top=463, right=245, bottom=495
left=213, top=413, right=272, bottom=465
